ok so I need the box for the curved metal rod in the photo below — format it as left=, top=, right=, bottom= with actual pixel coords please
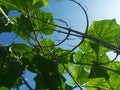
left=53, top=19, right=71, bottom=46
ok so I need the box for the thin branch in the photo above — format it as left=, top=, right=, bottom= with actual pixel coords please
left=21, top=75, right=34, bottom=90
left=54, top=19, right=71, bottom=46
left=69, top=0, right=89, bottom=44
left=0, top=7, right=14, bottom=25
left=0, top=1, right=27, bottom=15
left=81, top=85, right=111, bottom=90
left=66, top=60, right=120, bottom=74
left=106, top=37, right=120, bottom=64
left=54, top=18, right=69, bottom=27
left=33, top=16, right=120, bottom=54
left=24, top=2, right=46, bottom=56
left=62, top=64, right=83, bottom=90
left=55, top=24, right=120, bottom=53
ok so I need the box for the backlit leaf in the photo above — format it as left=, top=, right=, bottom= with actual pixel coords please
left=72, top=66, right=89, bottom=85
left=12, top=15, right=33, bottom=42
left=33, top=10, right=56, bottom=35
left=33, top=0, right=49, bottom=7
left=88, top=19, right=120, bottom=46
left=0, top=87, right=9, bottom=90
left=87, top=78, right=111, bottom=90
left=88, top=61, right=109, bottom=80
left=75, top=41, right=110, bottom=64
left=107, top=61, right=120, bottom=90
left=11, top=44, right=32, bottom=55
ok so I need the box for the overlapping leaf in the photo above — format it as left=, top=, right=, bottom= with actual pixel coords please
left=0, top=87, right=9, bottom=90
left=106, top=61, right=120, bottom=90
left=72, top=66, right=89, bottom=85
left=32, top=10, right=56, bottom=35
left=0, top=0, right=55, bottom=42
left=0, top=0, right=49, bottom=14
left=0, top=57, right=23, bottom=88
left=30, top=55, right=61, bottom=89
left=88, top=61, right=109, bottom=80
left=0, top=17, right=12, bottom=33
left=87, top=78, right=111, bottom=90
left=74, top=41, right=110, bottom=64
left=33, top=0, right=49, bottom=7
left=88, top=19, right=120, bottom=46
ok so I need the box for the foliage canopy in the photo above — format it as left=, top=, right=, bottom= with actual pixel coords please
left=0, top=0, right=120, bottom=90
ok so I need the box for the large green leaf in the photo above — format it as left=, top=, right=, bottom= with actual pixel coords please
left=0, top=0, right=28, bottom=14
left=11, top=44, right=32, bottom=55
left=0, top=0, right=53, bottom=42
left=88, top=61, right=109, bottom=80
left=30, top=55, right=61, bottom=90
left=107, top=61, right=120, bottom=90
left=87, top=78, right=111, bottom=90
left=32, top=38, right=55, bottom=59
left=11, top=43, right=34, bottom=64
left=72, top=66, right=89, bottom=85
left=74, top=42, right=96, bottom=64
left=74, top=41, right=110, bottom=65
left=32, top=10, right=56, bottom=35
left=0, top=0, right=49, bottom=14
left=0, top=87, right=9, bottom=90
left=12, top=15, right=33, bottom=42
left=88, top=19, right=120, bottom=46
left=0, top=57, right=24, bottom=88
left=33, top=0, right=49, bottom=7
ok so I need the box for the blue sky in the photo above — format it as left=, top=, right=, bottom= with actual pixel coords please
left=1, top=0, right=120, bottom=90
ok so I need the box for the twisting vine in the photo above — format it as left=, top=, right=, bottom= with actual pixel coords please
left=2, top=0, right=120, bottom=89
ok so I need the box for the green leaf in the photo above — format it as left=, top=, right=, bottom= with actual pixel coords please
left=87, top=78, right=111, bottom=90
left=0, top=45, right=10, bottom=57
left=0, top=17, right=12, bottom=33
left=33, top=10, right=56, bottom=35
left=0, top=57, right=24, bottom=88
left=42, top=0, right=49, bottom=6
left=10, top=43, right=34, bottom=64
left=12, top=77, right=22, bottom=88
left=33, top=0, right=40, bottom=5
left=40, top=38, right=54, bottom=47
left=75, top=42, right=96, bottom=64
left=107, top=61, right=120, bottom=90
left=0, top=0, right=44, bottom=14
left=60, top=75, right=73, bottom=90
left=75, top=42, right=109, bottom=64
left=12, top=15, right=33, bottom=42
left=32, top=55, right=61, bottom=90
left=0, top=0, right=50, bottom=20
left=75, top=41, right=110, bottom=66
left=0, top=1, right=55, bottom=42
left=0, top=87, right=9, bottom=90
left=88, top=61, right=109, bottom=80
left=65, top=84, right=72, bottom=90
left=33, top=38, right=54, bottom=59
left=72, top=66, right=89, bottom=85
left=33, top=0, right=49, bottom=7
left=89, top=42, right=99, bottom=54
left=11, top=44, right=32, bottom=55
left=0, top=0, right=28, bottom=14
left=88, top=19, right=120, bottom=46
left=54, top=47, right=74, bottom=64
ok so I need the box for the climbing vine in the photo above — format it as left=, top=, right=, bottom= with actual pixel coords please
left=0, top=0, right=120, bottom=90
